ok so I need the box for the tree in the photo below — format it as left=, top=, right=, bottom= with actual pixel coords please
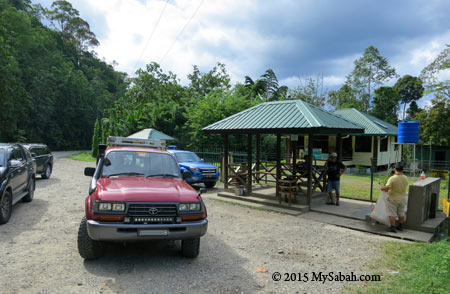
left=327, top=84, right=362, bottom=110
left=393, top=75, right=424, bottom=119
left=45, top=0, right=99, bottom=52
left=346, top=45, right=397, bottom=111
left=414, top=95, right=450, bottom=146
left=371, top=86, right=400, bottom=125
left=420, top=44, right=449, bottom=99
left=287, top=76, right=327, bottom=107
left=91, top=118, right=100, bottom=158
left=187, top=63, right=231, bottom=97
left=406, top=101, right=420, bottom=119
left=245, top=69, right=287, bottom=101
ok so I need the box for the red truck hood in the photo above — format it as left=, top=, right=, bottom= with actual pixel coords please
left=95, top=177, right=200, bottom=202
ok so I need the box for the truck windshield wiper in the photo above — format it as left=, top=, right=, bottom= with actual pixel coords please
left=146, top=174, right=179, bottom=178
left=107, top=172, right=145, bottom=178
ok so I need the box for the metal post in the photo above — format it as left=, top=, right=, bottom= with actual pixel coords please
left=276, top=134, right=281, bottom=200
left=413, top=144, right=416, bottom=178
left=223, top=134, right=229, bottom=190
left=370, top=158, right=374, bottom=202
left=247, top=133, right=252, bottom=195
left=307, top=134, right=314, bottom=207
left=256, top=134, right=260, bottom=184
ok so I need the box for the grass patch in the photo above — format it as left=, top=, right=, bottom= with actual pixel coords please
left=67, top=152, right=96, bottom=162
left=341, top=174, right=448, bottom=209
left=345, top=239, right=450, bottom=294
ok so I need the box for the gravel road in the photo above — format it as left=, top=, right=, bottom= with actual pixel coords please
left=0, top=157, right=394, bottom=294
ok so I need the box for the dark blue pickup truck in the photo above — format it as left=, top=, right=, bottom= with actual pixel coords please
left=168, top=149, right=220, bottom=188
left=0, top=143, right=36, bottom=224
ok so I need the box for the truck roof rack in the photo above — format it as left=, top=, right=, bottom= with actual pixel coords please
left=107, top=136, right=166, bottom=149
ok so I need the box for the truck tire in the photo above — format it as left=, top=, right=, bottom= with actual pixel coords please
left=77, top=217, right=106, bottom=259
left=22, top=178, right=35, bottom=203
left=42, top=164, right=52, bottom=179
left=181, top=238, right=200, bottom=258
left=0, top=190, right=12, bottom=225
left=204, top=182, right=216, bottom=189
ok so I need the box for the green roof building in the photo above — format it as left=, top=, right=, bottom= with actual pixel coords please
left=332, top=108, right=401, bottom=168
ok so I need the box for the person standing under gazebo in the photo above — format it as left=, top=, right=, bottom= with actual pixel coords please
left=325, top=152, right=346, bottom=206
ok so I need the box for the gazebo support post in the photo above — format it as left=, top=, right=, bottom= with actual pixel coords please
left=247, top=133, right=252, bottom=195
left=276, top=133, right=281, bottom=200
left=256, top=134, right=261, bottom=184
left=336, top=133, right=342, bottom=161
left=307, top=133, right=314, bottom=207
left=224, top=134, right=229, bottom=190
left=292, top=138, right=297, bottom=176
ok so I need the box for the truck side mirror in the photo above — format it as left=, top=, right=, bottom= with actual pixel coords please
left=182, top=170, right=192, bottom=180
left=9, top=160, right=22, bottom=168
left=84, top=167, right=95, bottom=177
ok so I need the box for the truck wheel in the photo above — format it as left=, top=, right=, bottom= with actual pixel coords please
left=42, top=164, right=52, bottom=179
left=0, top=191, right=12, bottom=225
left=204, top=182, right=216, bottom=189
left=181, top=238, right=200, bottom=258
left=77, top=217, right=106, bottom=259
left=22, top=178, right=35, bottom=203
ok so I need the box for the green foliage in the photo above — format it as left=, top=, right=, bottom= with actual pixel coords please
left=185, top=84, right=255, bottom=148
left=286, top=76, right=326, bottom=107
left=371, top=86, right=400, bottom=125
left=67, top=152, right=96, bottom=162
left=0, top=0, right=127, bottom=150
left=414, top=95, right=450, bottom=146
left=420, top=44, right=449, bottom=99
left=346, top=240, right=450, bottom=294
left=346, top=46, right=397, bottom=111
left=245, top=69, right=287, bottom=101
left=406, top=101, right=420, bottom=119
left=91, top=118, right=100, bottom=158
left=393, top=75, right=424, bottom=119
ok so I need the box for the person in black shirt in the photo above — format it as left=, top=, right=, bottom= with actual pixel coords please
left=324, top=152, right=346, bottom=206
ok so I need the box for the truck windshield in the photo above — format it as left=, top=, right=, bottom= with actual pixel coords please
left=175, top=152, right=201, bottom=163
left=102, top=151, right=181, bottom=178
left=0, top=149, right=4, bottom=166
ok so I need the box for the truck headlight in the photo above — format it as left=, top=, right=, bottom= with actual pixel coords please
left=179, top=203, right=201, bottom=212
left=190, top=167, right=200, bottom=173
left=112, top=203, right=125, bottom=211
left=99, top=202, right=112, bottom=211
left=189, top=203, right=201, bottom=211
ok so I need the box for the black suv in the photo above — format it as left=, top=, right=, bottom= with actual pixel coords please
left=0, top=143, right=36, bottom=224
left=23, top=144, right=53, bottom=179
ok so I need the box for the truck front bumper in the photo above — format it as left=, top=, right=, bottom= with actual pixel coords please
left=87, top=219, right=208, bottom=242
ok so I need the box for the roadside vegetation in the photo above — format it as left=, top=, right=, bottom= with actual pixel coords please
left=67, top=152, right=96, bottom=162
left=346, top=239, right=450, bottom=294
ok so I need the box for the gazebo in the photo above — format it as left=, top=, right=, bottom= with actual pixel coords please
left=203, top=100, right=364, bottom=207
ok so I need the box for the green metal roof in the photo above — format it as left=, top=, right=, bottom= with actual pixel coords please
left=203, top=100, right=364, bottom=134
left=128, top=129, right=176, bottom=141
left=333, top=108, right=398, bottom=136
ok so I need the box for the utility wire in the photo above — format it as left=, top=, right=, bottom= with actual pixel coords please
left=135, top=0, right=170, bottom=71
left=159, top=0, right=205, bottom=64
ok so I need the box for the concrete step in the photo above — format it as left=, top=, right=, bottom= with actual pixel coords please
left=301, top=211, right=435, bottom=242
left=217, top=192, right=309, bottom=214
left=205, top=195, right=306, bottom=216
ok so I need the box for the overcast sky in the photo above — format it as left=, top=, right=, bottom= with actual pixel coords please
left=38, top=0, right=449, bottom=98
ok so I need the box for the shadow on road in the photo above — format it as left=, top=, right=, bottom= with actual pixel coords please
left=0, top=198, right=49, bottom=243
left=82, top=234, right=259, bottom=293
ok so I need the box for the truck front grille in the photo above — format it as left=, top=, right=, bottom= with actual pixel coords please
left=200, top=168, right=216, bottom=175
left=127, top=203, right=178, bottom=217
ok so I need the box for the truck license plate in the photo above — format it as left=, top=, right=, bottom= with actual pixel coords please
left=138, top=230, right=168, bottom=236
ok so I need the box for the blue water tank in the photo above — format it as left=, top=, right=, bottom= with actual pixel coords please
left=398, top=121, right=419, bottom=143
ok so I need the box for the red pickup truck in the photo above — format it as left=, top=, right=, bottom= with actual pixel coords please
left=77, top=137, right=208, bottom=259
